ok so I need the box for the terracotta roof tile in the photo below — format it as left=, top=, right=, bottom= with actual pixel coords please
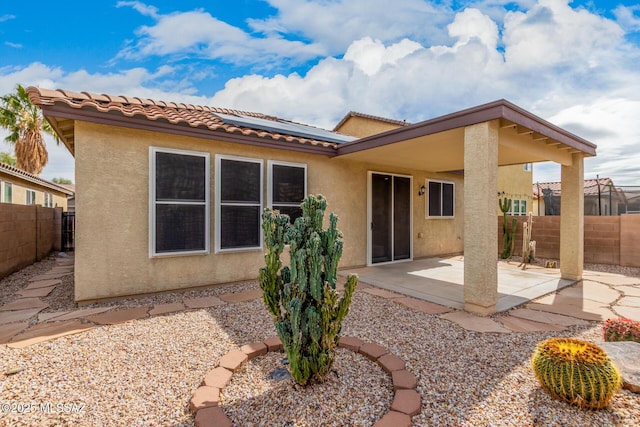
left=0, top=162, right=74, bottom=195
left=27, top=87, right=347, bottom=149
left=533, top=178, right=615, bottom=198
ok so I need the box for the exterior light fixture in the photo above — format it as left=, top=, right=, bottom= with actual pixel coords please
left=418, top=185, right=426, bottom=196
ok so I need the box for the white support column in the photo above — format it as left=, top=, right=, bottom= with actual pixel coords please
left=560, top=153, right=584, bottom=281
left=463, top=120, right=499, bottom=315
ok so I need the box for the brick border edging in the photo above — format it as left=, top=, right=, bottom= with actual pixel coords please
left=190, top=335, right=421, bottom=427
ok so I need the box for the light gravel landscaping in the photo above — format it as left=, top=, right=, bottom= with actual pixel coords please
left=1, top=256, right=639, bottom=426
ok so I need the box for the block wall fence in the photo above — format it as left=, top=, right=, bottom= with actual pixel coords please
left=0, top=204, right=62, bottom=279
left=498, top=215, right=640, bottom=267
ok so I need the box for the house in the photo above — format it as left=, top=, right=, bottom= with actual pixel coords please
left=533, top=178, right=624, bottom=216
left=28, top=87, right=596, bottom=315
left=0, top=162, right=73, bottom=210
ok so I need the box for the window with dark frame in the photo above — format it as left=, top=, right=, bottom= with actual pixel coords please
left=151, top=148, right=209, bottom=255
left=270, top=162, right=306, bottom=223
left=427, top=180, right=455, bottom=217
left=217, top=156, right=263, bottom=251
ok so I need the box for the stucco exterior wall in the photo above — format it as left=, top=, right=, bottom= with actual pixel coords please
left=74, top=121, right=464, bottom=301
left=0, top=176, right=69, bottom=210
left=335, top=116, right=404, bottom=138
left=497, top=164, right=532, bottom=216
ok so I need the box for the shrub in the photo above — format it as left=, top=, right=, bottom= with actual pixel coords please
left=531, top=337, right=621, bottom=409
left=259, top=195, right=358, bottom=386
left=603, top=317, right=640, bottom=344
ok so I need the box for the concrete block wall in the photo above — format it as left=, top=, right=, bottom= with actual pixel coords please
left=620, top=215, right=640, bottom=267
left=584, top=217, right=620, bottom=265
left=0, top=203, right=62, bottom=279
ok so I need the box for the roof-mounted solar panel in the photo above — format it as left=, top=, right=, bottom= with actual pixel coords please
left=215, top=113, right=356, bottom=144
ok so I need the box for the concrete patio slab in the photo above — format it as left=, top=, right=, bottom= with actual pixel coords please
left=509, top=308, right=590, bottom=326
left=17, top=286, right=56, bottom=298
left=362, top=287, right=404, bottom=299
left=184, top=296, right=225, bottom=309
left=440, top=311, right=511, bottom=333
left=86, top=306, right=150, bottom=325
left=0, top=322, right=30, bottom=344
left=0, top=308, right=43, bottom=325
left=219, top=289, right=262, bottom=303
left=7, top=320, right=94, bottom=348
left=393, top=297, right=452, bottom=315
left=341, top=257, right=575, bottom=312
left=149, top=302, right=185, bottom=316
left=0, top=298, right=49, bottom=312
left=24, top=279, right=62, bottom=290
left=50, top=306, right=113, bottom=321
left=497, top=316, right=566, bottom=332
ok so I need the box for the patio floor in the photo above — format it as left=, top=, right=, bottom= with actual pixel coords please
left=340, top=256, right=575, bottom=312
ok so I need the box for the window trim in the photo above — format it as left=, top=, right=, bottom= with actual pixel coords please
left=267, top=160, right=307, bottom=220
left=149, top=146, right=210, bottom=258
left=44, top=192, right=53, bottom=208
left=3, top=182, right=11, bottom=203
left=425, top=179, right=455, bottom=219
left=26, top=189, right=36, bottom=205
left=215, top=154, right=264, bottom=253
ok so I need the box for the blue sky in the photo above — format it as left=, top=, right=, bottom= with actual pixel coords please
left=1, top=0, right=640, bottom=185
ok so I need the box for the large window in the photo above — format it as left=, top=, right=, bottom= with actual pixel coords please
left=3, top=182, right=11, bottom=203
left=427, top=180, right=455, bottom=218
left=44, top=192, right=53, bottom=208
left=215, top=155, right=263, bottom=252
left=268, top=161, right=306, bottom=223
left=26, top=189, right=36, bottom=205
left=508, top=199, right=527, bottom=216
left=150, top=147, right=209, bottom=256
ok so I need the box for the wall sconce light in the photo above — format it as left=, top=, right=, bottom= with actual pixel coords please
left=418, top=185, right=426, bottom=196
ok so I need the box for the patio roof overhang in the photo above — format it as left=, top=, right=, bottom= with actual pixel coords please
left=335, top=99, right=597, bottom=172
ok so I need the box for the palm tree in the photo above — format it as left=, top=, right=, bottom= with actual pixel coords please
left=0, top=84, right=58, bottom=174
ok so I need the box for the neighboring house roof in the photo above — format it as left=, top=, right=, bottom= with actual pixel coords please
left=0, top=162, right=75, bottom=196
left=26, top=88, right=355, bottom=156
left=333, top=111, right=411, bottom=131
left=27, top=87, right=597, bottom=170
left=533, top=178, right=620, bottom=199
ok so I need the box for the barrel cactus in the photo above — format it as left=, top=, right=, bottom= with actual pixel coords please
left=259, top=194, right=358, bottom=386
left=531, top=337, right=622, bottom=409
left=603, top=317, right=640, bottom=344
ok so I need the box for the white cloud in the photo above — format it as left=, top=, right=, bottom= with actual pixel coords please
left=0, top=14, right=15, bottom=23
left=116, top=1, right=159, bottom=19
left=614, top=4, right=640, bottom=33
left=4, top=42, right=23, bottom=49
left=343, top=37, right=422, bottom=76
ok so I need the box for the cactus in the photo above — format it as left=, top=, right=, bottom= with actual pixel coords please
left=259, top=194, right=358, bottom=386
left=499, top=197, right=517, bottom=259
left=531, top=337, right=622, bottom=409
left=603, top=317, right=640, bottom=344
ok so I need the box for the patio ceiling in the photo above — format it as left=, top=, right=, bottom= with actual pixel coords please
left=335, top=100, right=596, bottom=173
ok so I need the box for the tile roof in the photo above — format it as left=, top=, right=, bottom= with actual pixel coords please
left=27, top=87, right=349, bottom=151
left=333, top=111, right=410, bottom=131
left=533, top=178, right=616, bottom=198
left=0, top=162, right=75, bottom=195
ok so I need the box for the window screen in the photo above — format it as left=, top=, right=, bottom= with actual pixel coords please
left=270, top=162, right=306, bottom=223
left=217, top=156, right=262, bottom=250
left=427, top=181, right=455, bottom=217
left=151, top=148, right=209, bottom=255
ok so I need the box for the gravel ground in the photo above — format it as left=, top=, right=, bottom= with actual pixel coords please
left=1, top=258, right=639, bottom=426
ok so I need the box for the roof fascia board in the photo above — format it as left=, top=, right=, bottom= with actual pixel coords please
left=40, top=105, right=338, bottom=157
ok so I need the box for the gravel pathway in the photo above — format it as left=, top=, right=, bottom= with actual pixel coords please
left=1, top=257, right=639, bottom=426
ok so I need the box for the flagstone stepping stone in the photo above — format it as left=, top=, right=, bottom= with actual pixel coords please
left=614, top=305, right=640, bottom=322
left=362, top=287, right=404, bottom=299
left=7, top=320, right=94, bottom=349
left=553, top=281, right=621, bottom=305
left=24, top=279, right=62, bottom=290
left=0, top=308, right=43, bottom=325
left=29, top=272, right=72, bottom=281
left=526, top=300, right=616, bottom=321
left=50, top=307, right=113, bottom=321
left=149, top=302, right=185, bottom=316
left=38, top=310, right=71, bottom=322
left=0, top=298, right=49, bottom=312
left=509, top=308, right=589, bottom=326
left=394, top=297, right=452, bottom=315
left=497, top=315, right=566, bottom=332
left=440, top=311, right=510, bottom=333
left=85, top=306, right=150, bottom=325
left=0, top=322, right=29, bottom=344
left=599, top=341, right=640, bottom=393
left=585, top=274, right=640, bottom=287
left=49, top=267, right=74, bottom=274
left=219, top=289, right=262, bottom=303
left=184, top=296, right=225, bottom=309
left=618, top=286, right=640, bottom=298
left=17, top=286, right=56, bottom=298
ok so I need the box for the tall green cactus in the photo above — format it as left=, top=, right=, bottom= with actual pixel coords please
left=259, top=194, right=358, bottom=386
left=499, top=197, right=517, bottom=259
left=531, top=338, right=622, bottom=409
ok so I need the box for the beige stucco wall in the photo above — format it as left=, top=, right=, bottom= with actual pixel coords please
left=0, top=175, right=69, bottom=210
left=497, top=164, right=532, bottom=216
left=74, top=121, right=464, bottom=301
left=335, top=116, right=404, bottom=138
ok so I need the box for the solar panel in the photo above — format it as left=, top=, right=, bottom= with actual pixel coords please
left=215, top=113, right=356, bottom=144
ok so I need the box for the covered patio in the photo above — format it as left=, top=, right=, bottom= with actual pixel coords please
left=341, top=257, right=575, bottom=312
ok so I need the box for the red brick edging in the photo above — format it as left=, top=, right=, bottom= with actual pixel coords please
left=190, top=335, right=421, bottom=427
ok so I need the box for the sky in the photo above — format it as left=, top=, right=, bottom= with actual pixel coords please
left=1, top=0, right=639, bottom=185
